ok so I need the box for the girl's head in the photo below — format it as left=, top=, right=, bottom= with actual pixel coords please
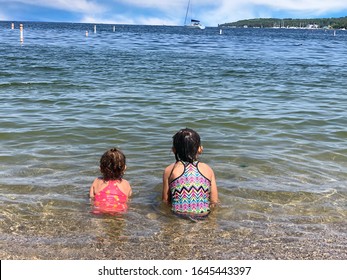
left=100, top=148, right=126, bottom=181
left=172, top=128, right=202, bottom=163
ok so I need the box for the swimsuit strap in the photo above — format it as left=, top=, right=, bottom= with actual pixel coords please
left=169, top=160, right=199, bottom=179
left=182, top=160, right=199, bottom=167
left=168, top=161, right=179, bottom=179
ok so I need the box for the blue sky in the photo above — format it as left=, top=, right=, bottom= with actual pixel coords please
left=1, top=0, right=347, bottom=26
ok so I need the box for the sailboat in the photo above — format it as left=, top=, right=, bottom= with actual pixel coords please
left=184, top=0, right=205, bottom=29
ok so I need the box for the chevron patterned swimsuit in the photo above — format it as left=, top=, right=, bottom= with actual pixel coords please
left=169, top=161, right=211, bottom=218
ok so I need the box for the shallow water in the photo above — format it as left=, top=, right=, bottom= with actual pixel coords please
left=0, top=22, right=346, bottom=259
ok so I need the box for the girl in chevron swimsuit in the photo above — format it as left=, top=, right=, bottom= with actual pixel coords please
left=162, top=128, right=219, bottom=219
left=89, top=148, right=132, bottom=214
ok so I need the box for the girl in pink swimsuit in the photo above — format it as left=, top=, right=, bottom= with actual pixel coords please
left=89, top=148, right=132, bottom=214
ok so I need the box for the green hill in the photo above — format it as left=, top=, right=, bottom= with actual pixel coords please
left=219, top=16, right=347, bottom=29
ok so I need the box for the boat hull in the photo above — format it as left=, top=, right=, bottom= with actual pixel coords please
left=185, top=24, right=205, bottom=29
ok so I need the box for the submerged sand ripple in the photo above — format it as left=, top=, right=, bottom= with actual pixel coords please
left=0, top=220, right=346, bottom=260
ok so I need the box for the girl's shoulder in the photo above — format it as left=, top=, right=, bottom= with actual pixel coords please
left=92, top=177, right=104, bottom=186
left=164, top=162, right=176, bottom=172
left=118, top=178, right=132, bottom=197
left=164, top=162, right=185, bottom=182
left=197, top=162, right=215, bottom=178
left=91, top=177, right=108, bottom=195
left=119, top=178, right=130, bottom=186
left=197, top=161, right=211, bottom=169
left=164, top=162, right=177, bottom=176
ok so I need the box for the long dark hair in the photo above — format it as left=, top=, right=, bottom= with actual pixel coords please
left=172, top=128, right=201, bottom=163
left=100, top=148, right=126, bottom=181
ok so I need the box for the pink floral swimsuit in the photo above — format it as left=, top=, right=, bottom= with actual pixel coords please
left=93, top=180, right=128, bottom=214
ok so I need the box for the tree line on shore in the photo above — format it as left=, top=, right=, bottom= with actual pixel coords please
left=219, top=16, right=347, bottom=29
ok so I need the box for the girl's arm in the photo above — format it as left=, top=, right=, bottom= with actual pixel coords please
left=89, top=181, right=95, bottom=201
left=121, top=179, right=132, bottom=198
left=89, top=178, right=98, bottom=198
left=198, top=162, right=219, bottom=206
left=209, top=169, right=219, bottom=207
left=128, top=185, right=132, bottom=197
left=162, top=164, right=173, bottom=203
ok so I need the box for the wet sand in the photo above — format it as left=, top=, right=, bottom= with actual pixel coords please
left=0, top=213, right=346, bottom=260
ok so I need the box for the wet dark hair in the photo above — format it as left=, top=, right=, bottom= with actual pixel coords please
left=99, top=148, right=126, bottom=181
left=172, top=128, right=201, bottom=163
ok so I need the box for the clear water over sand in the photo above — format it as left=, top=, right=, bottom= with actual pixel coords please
left=0, top=22, right=346, bottom=259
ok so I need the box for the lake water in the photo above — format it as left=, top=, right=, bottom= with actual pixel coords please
left=0, top=22, right=346, bottom=259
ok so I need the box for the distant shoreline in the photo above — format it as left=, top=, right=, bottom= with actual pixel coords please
left=219, top=16, right=347, bottom=29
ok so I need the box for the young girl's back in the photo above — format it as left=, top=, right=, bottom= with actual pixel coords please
left=90, top=177, right=131, bottom=213
left=162, top=128, right=218, bottom=218
left=90, top=148, right=132, bottom=214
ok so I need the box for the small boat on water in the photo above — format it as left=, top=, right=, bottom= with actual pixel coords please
left=187, top=19, right=205, bottom=29
left=184, top=0, right=205, bottom=29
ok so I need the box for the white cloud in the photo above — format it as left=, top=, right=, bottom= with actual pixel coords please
left=248, top=0, right=347, bottom=11
left=81, top=14, right=177, bottom=26
left=199, top=0, right=347, bottom=25
left=115, top=0, right=186, bottom=11
left=0, top=0, right=105, bottom=14
left=111, top=0, right=347, bottom=26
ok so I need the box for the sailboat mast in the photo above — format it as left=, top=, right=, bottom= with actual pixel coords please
left=184, top=0, right=191, bottom=26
